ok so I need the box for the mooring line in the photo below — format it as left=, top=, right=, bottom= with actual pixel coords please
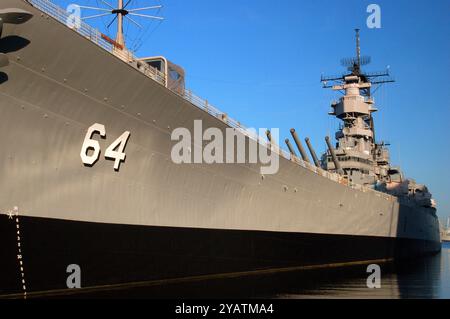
left=6, top=206, right=28, bottom=299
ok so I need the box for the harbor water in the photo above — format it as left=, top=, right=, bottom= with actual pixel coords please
left=61, top=242, right=450, bottom=299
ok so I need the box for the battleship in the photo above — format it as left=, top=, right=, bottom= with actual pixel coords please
left=0, top=0, right=442, bottom=297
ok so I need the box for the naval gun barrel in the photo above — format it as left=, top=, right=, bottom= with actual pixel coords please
left=305, top=137, right=320, bottom=167
left=285, top=139, right=297, bottom=158
left=266, top=130, right=272, bottom=143
left=290, top=129, right=310, bottom=163
left=325, top=136, right=344, bottom=175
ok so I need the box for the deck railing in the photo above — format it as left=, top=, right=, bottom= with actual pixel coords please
left=25, top=0, right=394, bottom=201
left=27, top=0, right=167, bottom=85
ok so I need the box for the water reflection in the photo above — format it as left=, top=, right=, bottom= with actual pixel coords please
left=54, top=243, right=450, bottom=299
left=278, top=243, right=449, bottom=299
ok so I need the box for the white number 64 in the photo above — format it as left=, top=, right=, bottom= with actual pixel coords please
left=80, top=123, right=130, bottom=171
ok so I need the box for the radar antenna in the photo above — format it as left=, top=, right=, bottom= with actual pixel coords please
left=77, top=0, right=164, bottom=49
left=339, top=29, right=372, bottom=76
left=355, top=28, right=361, bottom=68
left=321, top=29, right=395, bottom=90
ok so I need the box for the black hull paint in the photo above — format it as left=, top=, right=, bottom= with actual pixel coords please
left=0, top=215, right=441, bottom=296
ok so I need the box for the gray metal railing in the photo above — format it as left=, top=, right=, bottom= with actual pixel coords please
left=27, top=0, right=166, bottom=85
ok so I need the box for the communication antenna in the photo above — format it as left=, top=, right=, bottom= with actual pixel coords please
left=355, top=28, right=361, bottom=67
left=78, top=0, right=164, bottom=49
left=339, top=29, right=371, bottom=76
left=322, top=29, right=395, bottom=89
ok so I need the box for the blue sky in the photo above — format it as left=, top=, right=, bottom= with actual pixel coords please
left=57, top=0, right=449, bottom=220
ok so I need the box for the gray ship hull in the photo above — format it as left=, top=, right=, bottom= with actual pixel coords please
left=0, top=0, right=441, bottom=296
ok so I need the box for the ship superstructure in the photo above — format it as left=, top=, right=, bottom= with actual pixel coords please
left=320, top=30, right=436, bottom=210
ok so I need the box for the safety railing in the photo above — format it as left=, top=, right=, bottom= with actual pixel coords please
left=27, top=0, right=166, bottom=85
left=25, top=0, right=395, bottom=200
